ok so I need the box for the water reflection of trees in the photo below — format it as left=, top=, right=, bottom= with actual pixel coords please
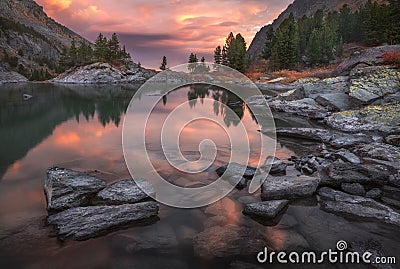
left=186, top=84, right=245, bottom=127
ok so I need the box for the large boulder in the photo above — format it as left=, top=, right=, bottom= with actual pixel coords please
left=44, top=167, right=107, bottom=213
left=94, top=179, right=154, bottom=205
left=325, top=103, right=400, bottom=134
left=47, top=202, right=159, bottom=240
left=348, top=65, right=400, bottom=104
left=353, top=142, right=400, bottom=165
left=315, top=93, right=358, bottom=111
left=318, top=187, right=400, bottom=227
left=261, top=174, right=320, bottom=200
left=52, top=62, right=156, bottom=84
left=332, top=45, right=400, bottom=76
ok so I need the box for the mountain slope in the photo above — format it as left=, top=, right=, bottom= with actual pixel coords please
left=0, top=0, right=88, bottom=79
left=247, top=0, right=383, bottom=60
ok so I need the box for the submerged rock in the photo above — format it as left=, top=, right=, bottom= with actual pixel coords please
left=47, top=201, right=159, bottom=240
left=318, top=187, right=400, bottom=227
left=325, top=103, right=400, bottom=134
left=216, top=163, right=256, bottom=179
left=94, top=179, right=154, bottom=205
left=261, top=174, right=320, bottom=200
left=193, top=225, right=268, bottom=258
left=44, top=167, right=107, bottom=213
left=243, top=200, right=289, bottom=218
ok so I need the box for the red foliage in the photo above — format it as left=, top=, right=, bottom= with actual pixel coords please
left=382, top=51, right=400, bottom=66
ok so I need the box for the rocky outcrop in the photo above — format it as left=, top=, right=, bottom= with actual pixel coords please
left=262, top=156, right=288, bottom=175
left=318, top=187, right=400, bottom=227
left=52, top=63, right=157, bottom=84
left=47, top=202, right=159, bottom=240
left=348, top=65, right=400, bottom=104
left=44, top=167, right=107, bottom=213
left=0, top=67, right=28, bottom=83
left=261, top=174, right=320, bottom=200
left=326, top=103, right=400, bottom=134
left=332, top=45, right=400, bottom=76
left=268, top=98, right=331, bottom=119
left=243, top=200, right=289, bottom=218
left=44, top=167, right=159, bottom=240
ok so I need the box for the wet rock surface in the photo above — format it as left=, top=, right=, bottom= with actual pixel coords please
left=44, top=167, right=158, bottom=240
left=94, top=179, right=154, bottom=205
left=44, top=167, right=107, bottom=213
left=242, top=200, right=289, bottom=218
left=47, top=202, right=159, bottom=240
left=318, top=187, right=400, bottom=227
left=261, top=174, right=320, bottom=200
left=268, top=98, right=331, bottom=119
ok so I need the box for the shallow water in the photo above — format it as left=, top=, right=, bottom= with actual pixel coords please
left=0, top=83, right=399, bottom=269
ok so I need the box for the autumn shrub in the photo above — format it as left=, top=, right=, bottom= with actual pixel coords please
left=383, top=51, right=400, bottom=67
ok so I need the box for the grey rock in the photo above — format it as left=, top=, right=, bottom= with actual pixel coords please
left=277, top=87, right=306, bottom=101
left=318, top=187, right=400, bottom=227
left=329, top=133, right=373, bottom=148
left=341, top=183, right=366, bottom=196
left=381, top=185, right=400, bottom=209
left=262, top=127, right=334, bottom=143
left=268, top=98, right=331, bottom=119
left=0, top=68, right=28, bottom=83
left=94, top=179, right=154, bottom=205
left=389, top=173, right=400, bottom=187
left=355, top=142, right=400, bottom=163
left=366, top=188, right=382, bottom=199
left=254, top=82, right=297, bottom=95
left=193, top=225, right=268, bottom=258
left=334, top=150, right=361, bottom=164
left=332, top=45, right=400, bottom=76
left=243, top=200, right=289, bottom=218
left=261, top=174, right=320, bottom=200
left=325, top=103, right=400, bottom=134
left=385, top=135, right=400, bottom=147
left=263, top=156, right=287, bottom=175
left=324, top=162, right=390, bottom=187
left=44, top=167, right=107, bottom=213
left=52, top=62, right=156, bottom=84
left=47, top=201, right=159, bottom=240
left=348, top=65, right=400, bottom=104
left=315, top=93, right=358, bottom=111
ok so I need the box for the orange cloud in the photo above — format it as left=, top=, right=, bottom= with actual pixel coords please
left=44, top=0, right=72, bottom=10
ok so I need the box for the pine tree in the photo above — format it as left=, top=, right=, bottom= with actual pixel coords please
left=233, top=33, right=247, bottom=73
left=221, top=45, right=229, bottom=65
left=201, top=56, right=206, bottom=63
left=188, top=52, right=198, bottom=63
left=160, top=56, right=167, bottom=70
left=108, top=33, right=120, bottom=61
left=214, top=46, right=222, bottom=64
left=225, top=32, right=236, bottom=68
left=263, top=27, right=275, bottom=59
left=94, top=33, right=108, bottom=62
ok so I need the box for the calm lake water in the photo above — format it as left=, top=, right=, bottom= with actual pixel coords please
left=0, top=83, right=399, bottom=269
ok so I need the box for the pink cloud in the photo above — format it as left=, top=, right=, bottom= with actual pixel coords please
left=35, top=0, right=294, bottom=68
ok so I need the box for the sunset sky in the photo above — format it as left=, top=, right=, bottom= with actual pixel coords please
left=35, top=0, right=293, bottom=68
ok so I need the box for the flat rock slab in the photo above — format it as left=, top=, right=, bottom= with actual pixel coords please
left=216, top=163, right=257, bottom=179
left=354, top=142, right=400, bottom=165
left=94, top=179, right=154, bottom=205
left=193, top=225, right=268, bottom=258
left=243, top=200, right=289, bottom=218
left=44, top=167, right=107, bottom=213
left=47, top=201, right=159, bottom=240
left=325, top=103, right=400, bottom=134
left=318, top=187, right=400, bottom=227
left=261, top=174, right=320, bottom=200
left=268, top=98, right=330, bottom=119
